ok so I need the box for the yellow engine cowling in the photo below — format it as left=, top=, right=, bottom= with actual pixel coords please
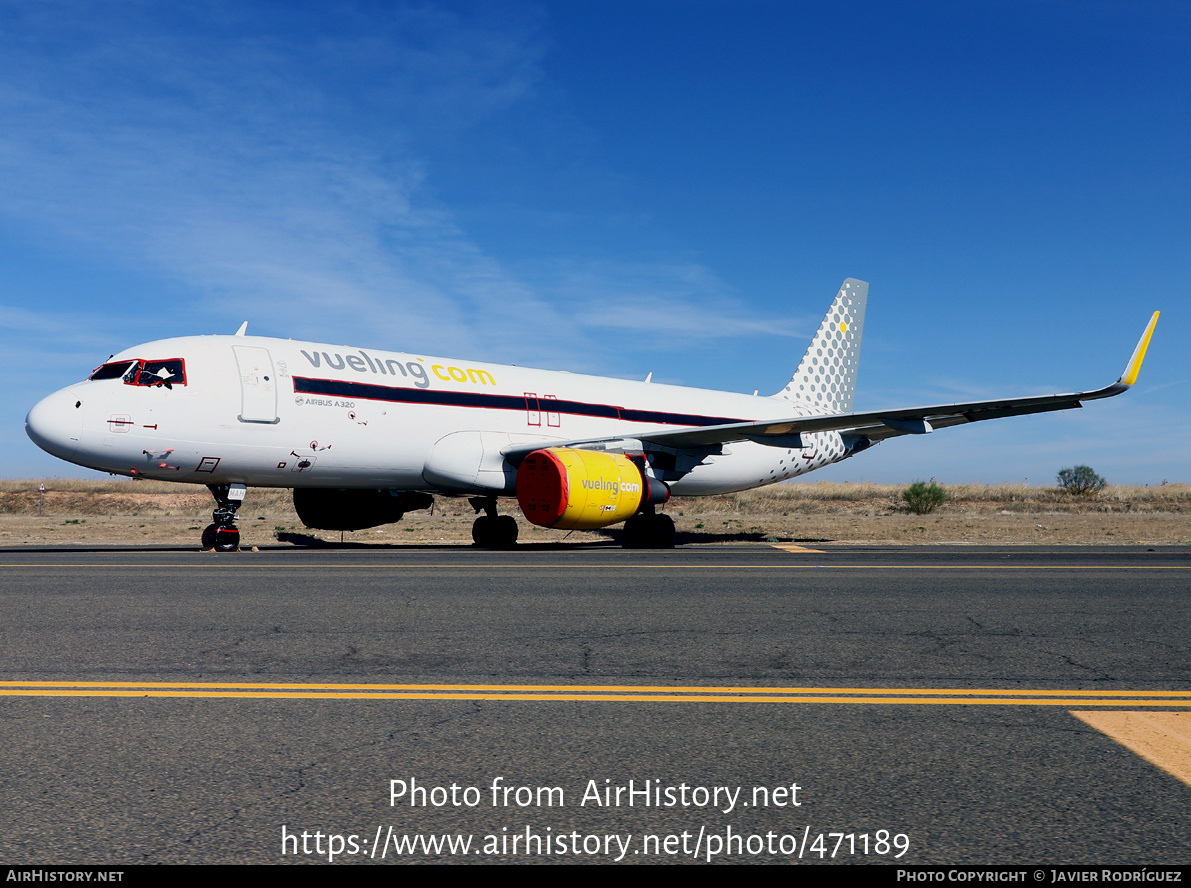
left=516, top=448, right=645, bottom=530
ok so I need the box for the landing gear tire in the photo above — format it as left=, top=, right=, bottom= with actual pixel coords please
left=201, top=523, right=240, bottom=552
left=649, top=513, right=675, bottom=549
left=493, top=515, right=519, bottom=548
left=472, top=514, right=519, bottom=549
left=472, top=515, right=493, bottom=547
left=623, top=513, right=675, bottom=549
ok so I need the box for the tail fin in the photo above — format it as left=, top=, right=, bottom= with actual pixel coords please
left=774, top=278, right=867, bottom=413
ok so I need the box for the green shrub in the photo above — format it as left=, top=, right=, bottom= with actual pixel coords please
left=1057, top=465, right=1106, bottom=496
left=903, top=481, right=946, bottom=514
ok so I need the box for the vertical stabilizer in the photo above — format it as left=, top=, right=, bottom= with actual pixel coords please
left=774, top=278, right=867, bottom=413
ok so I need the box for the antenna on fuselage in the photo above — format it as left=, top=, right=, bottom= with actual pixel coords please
left=234, top=322, right=248, bottom=337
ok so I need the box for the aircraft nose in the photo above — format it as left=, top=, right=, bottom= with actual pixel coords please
left=26, top=388, right=85, bottom=461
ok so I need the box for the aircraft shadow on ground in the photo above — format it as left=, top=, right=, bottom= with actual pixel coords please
left=672, top=531, right=832, bottom=545
left=276, top=531, right=615, bottom=550
left=275, top=531, right=834, bottom=549
left=0, top=530, right=835, bottom=554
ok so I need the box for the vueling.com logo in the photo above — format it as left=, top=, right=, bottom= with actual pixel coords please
left=300, top=349, right=495, bottom=389
left=581, top=478, right=640, bottom=495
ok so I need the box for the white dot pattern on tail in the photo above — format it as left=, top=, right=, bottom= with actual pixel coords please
left=780, top=279, right=867, bottom=415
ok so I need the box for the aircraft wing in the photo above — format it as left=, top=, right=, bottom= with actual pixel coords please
left=502, top=311, right=1159, bottom=460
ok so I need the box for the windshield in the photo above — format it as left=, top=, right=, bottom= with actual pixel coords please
left=88, top=361, right=136, bottom=381
left=89, top=358, right=187, bottom=388
left=133, top=359, right=186, bottom=387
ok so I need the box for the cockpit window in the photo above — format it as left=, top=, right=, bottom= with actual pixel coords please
left=133, top=359, right=186, bottom=388
left=88, top=361, right=137, bottom=381
left=89, top=358, right=187, bottom=388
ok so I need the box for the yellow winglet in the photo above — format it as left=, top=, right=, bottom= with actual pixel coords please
left=1121, top=311, right=1160, bottom=386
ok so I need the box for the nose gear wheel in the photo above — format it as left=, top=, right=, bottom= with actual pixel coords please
left=204, top=484, right=244, bottom=551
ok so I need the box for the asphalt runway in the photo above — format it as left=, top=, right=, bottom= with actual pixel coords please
left=1, top=544, right=1188, bottom=865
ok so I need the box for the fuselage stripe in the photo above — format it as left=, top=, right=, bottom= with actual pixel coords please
left=292, top=377, right=746, bottom=427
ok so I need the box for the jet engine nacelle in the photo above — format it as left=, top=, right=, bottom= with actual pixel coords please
left=293, top=488, right=434, bottom=531
left=515, top=448, right=668, bottom=530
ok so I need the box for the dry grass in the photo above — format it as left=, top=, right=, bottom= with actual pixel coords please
left=1, top=479, right=1188, bottom=547
left=2, top=479, right=1188, bottom=519
left=0, top=480, right=294, bottom=518
left=689, top=481, right=1191, bottom=516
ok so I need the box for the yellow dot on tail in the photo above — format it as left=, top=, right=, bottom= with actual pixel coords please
left=840, top=321, right=847, bottom=332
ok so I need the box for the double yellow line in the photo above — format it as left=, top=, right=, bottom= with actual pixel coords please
left=3, top=681, right=1191, bottom=706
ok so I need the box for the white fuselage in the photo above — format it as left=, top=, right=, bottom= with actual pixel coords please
left=26, top=334, right=850, bottom=496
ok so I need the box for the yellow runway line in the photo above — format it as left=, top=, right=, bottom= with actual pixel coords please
left=1, top=681, right=1191, bottom=707
left=2, top=690, right=1191, bottom=706
left=4, top=680, right=1191, bottom=696
left=770, top=544, right=826, bottom=553
left=1071, top=711, right=1191, bottom=787
left=2, top=563, right=1191, bottom=571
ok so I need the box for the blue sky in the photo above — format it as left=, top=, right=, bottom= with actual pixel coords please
left=3, top=0, right=1187, bottom=484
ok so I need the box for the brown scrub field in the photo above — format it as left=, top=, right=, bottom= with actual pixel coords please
left=2, top=479, right=1188, bottom=548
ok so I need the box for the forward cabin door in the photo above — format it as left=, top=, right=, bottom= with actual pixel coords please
left=233, top=346, right=279, bottom=423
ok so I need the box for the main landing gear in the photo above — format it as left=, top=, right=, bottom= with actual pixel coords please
left=622, top=506, right=676, bottom=549
left=469, top=496, right=519, bottom=549
left=202, top=483, right=246, bottom=551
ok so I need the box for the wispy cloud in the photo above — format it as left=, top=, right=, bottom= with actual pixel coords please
left=0, top=4, right=507, bottom=344
left=0, top=1, right=810, bottom=474
left=539, top=260, right=803, bottom=343
left=0, top=0, right=791, bottom=384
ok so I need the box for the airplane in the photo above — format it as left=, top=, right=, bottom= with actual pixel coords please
left=25, top=279, right=1159, bottom=551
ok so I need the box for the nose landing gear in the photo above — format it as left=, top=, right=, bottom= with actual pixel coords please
left=202, top=483, right=247, bottom=551
left=469, top=496, right=519, bottom=549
